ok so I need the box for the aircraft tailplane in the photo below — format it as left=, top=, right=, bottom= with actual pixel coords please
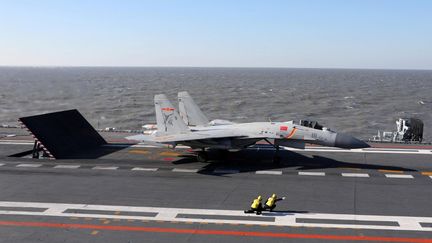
left=178, top=91, right=210, bottom=126
left=155, top=94, right=190, bottom=134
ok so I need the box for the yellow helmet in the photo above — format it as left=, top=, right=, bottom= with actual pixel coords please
left=272, top=194, right=277, bottom=198
left=257, top=195, right=262, bottom=201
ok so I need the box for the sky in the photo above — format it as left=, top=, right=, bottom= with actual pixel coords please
left=0, top=0, right=431, bottom=69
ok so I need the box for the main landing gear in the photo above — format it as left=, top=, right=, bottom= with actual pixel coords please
left=196, top=149, right=208, bottom=162
left=195, top=149, right=230, bottom=162
left=264, top=139, right=281, bottom=164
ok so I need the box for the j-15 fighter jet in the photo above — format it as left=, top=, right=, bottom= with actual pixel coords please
left=178, top=91, right=235, bottom=127
left=128, top=92, right=369, bottom=162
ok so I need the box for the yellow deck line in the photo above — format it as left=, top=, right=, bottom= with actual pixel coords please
left=128, top=150, right=150, bottom=155
left=421, top=171, right=432, bottom=176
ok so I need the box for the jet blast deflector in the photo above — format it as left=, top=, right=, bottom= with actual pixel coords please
left=19, top=109, right=107, bottom=159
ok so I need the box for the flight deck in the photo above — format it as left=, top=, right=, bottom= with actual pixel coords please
left=1, top=126, right=432, bottom=242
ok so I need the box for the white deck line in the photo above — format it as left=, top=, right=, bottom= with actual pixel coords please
left=172, top=168, right=199, bottom=173
left=0, top=140, right=34, bottom=145
left=0, top=163, right=4, bottom=166
left=341, top=173, right=370, bottom=178
left=385, top=174, right=414, bottom=179
left=92, top=166, right=118, bottom=170
left=298, top=172, right=325, bottom=176
left=131, top=167, right=158, bottom=171
left=255, top=170, right=283, bottom=175
left=0, top=201, right=430, bottom=232
left=2, top=140, right=431, bottom=154
left=53, top=165, right=80, bottom=169
left=16, top=163, right=42, bottom=168
left=283, top=147, right=432, bottom=155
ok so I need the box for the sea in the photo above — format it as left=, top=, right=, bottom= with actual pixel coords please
left=0, top=67, right=431, bottom=141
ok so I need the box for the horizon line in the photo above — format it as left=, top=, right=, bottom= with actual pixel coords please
left=0, top=65, right=431, bottom=71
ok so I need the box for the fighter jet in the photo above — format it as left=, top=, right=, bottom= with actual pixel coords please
left=178, top=91, right=235, bottom=127
left=128, top=93, right=369, bottom=162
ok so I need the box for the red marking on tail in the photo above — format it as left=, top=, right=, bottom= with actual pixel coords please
left=161, top=107, right=175, bottom=111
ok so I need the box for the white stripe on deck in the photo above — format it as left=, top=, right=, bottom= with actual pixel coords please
left=16, top=163, right=42, bottom=168
left=0, top=141, right=34, bottom=145
left=172, top=168, right=199, bottom=173
left=341, top=173, right=370, bottom=178
left=0, top=201, right=430, bottom=232
left=255, top=170, right=283, bottom=175
left=285, top=147, right=432, bottom=155
left=298, top=171, right=325, bottom=176
left=385, top=174, right=413, bottom=179
left=2, top=140, right=432, bottom=154
left=0, top=163, right=4, bottom=166
left=92, top=166, right=118, bottom=170
left=54, top=165, right=80, bottom=169
left=131, top=167, right=158, bottom=171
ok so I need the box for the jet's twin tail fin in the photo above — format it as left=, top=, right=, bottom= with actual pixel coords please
left=178, top=91, right=210, bottom=126
left=155, top=94, right=189, bottom=135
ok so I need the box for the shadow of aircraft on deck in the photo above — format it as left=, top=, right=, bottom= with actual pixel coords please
left=172, top=148, right=417, bottom=176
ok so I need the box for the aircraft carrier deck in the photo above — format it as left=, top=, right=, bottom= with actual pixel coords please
left=1, top=127, right=432, bottom=242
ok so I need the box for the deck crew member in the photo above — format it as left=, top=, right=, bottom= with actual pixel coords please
left=244, top=195, right=263, bottom=215
left=263, top=194, right=285, bottom=211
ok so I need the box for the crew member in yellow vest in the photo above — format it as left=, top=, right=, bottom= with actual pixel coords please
left=244, top=195, right=263, bottom=215
left=263, top=194, right=285, bottom=211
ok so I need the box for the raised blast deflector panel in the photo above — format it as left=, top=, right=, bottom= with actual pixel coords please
left=19, top=109, right=107, bottom=159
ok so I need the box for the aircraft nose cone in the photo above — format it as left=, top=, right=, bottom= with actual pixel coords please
left=335, top=133, right=370, bottom=149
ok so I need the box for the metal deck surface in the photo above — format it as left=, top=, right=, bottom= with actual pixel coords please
left=0, top=135, right=431, bottom=242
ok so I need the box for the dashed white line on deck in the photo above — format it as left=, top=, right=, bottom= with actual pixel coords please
left=298, top=172, right=325, bottom=176
left=341, top=173, right=370, bottom=178
left=131, top=167, right=158, bottom=171
left=92, top=166, right=119, bottom=170
left=54, top=165, right=80, bottom=169
left=385, top=174, right=413, bottom=179
left=255, top=170, right=283, bottom=175
left=172, top=168, right=199, bottom=173
left=4, top=162, right=432, bottom=181
left=16, top=164, right=42, bottom=168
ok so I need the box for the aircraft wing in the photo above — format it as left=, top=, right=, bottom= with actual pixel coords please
left=154, top=130, right=248, bottom=143
left=127, top=130, right=267, bottom=143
